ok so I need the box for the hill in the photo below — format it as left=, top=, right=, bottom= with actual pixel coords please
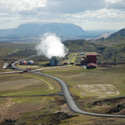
left=88, top=28, right=125, bottom=63
left=64, top=39, right=97, bottom=52
left=107, top=28, right=125, bottom=41
left=92, top=28, right=125, bottom=47
left=96, top=28, right=125, bottom=44
left=0, top=23, right=85, bottom=42
left=64, top=36, right=125, bottom=64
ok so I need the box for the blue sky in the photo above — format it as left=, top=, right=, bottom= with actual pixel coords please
left=0, top=0, right=125, bottom=30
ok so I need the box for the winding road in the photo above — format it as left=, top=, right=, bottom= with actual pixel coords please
left=2, top=62, right=125, bottom=118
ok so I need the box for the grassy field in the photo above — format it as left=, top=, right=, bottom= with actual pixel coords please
left=0, top=72, right=62, bottom=122
left=0, top=42, right=35, bottom=57
left=38, top=64, right=125, bottom=125
left=0, top=64, right=125, bottom=124
left=42, top=65, right=125, bottom=98
left=0, top=73, right=60, bottom=96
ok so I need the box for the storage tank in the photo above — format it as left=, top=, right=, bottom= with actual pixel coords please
left=3, top=63, right=9, bottom=69
left=27, top=60, right=34, bottom=65
left=50, top=57, right=59, bottom=66
left=19, top=60, right=27, bottom=65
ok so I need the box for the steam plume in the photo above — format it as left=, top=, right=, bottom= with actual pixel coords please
left=36, top=33, right=68, bottom=59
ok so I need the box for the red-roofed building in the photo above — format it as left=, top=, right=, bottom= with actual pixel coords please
left=80, top=52, right=100, bottom=68
left=86, top=52, right=99, bottom=64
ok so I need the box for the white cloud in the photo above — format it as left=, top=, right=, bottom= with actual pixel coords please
left=45, top=0, right=105, bottom=13
left=0, top=0, right=125, bottom=30
left=105, top=0, right=125, bottom=10
left=0, top=0, right=47, bottom=12
left=65, top=8, right=125, bottom=20
left=63, top=8, right=125, bottom=30
left=105, top=0, right=123, bottom=4
left=83, top=8, right=125, bottom=19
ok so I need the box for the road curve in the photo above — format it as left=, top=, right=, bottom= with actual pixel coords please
left=12, top=62, right=125, bottom=118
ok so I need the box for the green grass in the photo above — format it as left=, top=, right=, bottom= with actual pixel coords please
left=0, top=73, right=60, bottom=98
left=39, top=65, right=125, bottom=122
left=0, top=42, right=35, bottom=57
left=0, top=65, right=125, bottom=125
left=60, top=115, right=125, bottom=125
left=0, top=72, right=62, bottom=122
left=42, top=65, right=125, bottom=98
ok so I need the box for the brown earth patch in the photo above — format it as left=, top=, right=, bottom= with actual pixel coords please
left=76, top=84, right=120, bottom=98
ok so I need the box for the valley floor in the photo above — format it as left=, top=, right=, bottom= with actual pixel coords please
left=0, top=64, right=125, bottom=125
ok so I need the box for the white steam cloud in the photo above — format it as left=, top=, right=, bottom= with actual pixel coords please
left=36, top=33, right=68, bottom=59
left=0, top=0, right=47, bottom=12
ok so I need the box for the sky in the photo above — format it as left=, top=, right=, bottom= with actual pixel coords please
left=0, top=0, right=125, bottom=30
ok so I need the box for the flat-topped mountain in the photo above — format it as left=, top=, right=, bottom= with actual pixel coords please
left=0, top=23, right=85, bottom=41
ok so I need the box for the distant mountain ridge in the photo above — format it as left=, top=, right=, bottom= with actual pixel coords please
left=0, top=23, right=86, bottom=42
left=0, top=23, right=121, bottom=42
left=94, top=28, right=125, bottom=43
left=106, top=28, right=125, bottom=42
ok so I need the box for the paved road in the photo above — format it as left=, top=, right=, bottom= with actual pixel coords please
left=10, top=62, right=125, bottom=118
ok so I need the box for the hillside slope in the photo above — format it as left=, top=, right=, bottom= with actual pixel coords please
left=107, top=28, right=125, bottom=41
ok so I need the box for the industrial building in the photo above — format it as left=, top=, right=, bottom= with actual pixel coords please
left=80, top=52, right=100, bottom=69
left=49, top=57, right=59, bottom=66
